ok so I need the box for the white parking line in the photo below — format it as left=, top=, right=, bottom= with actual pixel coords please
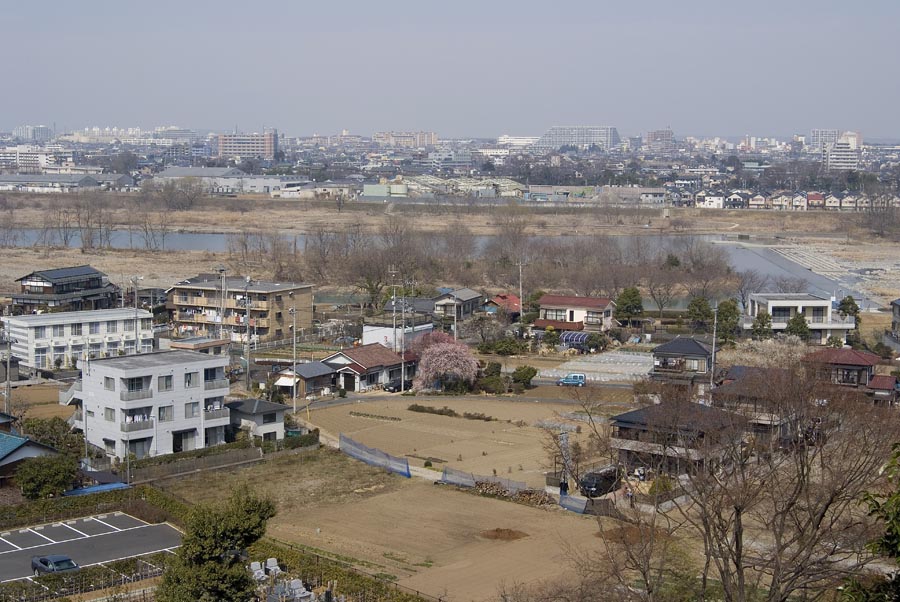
left=59, top=522, right=89, bottom=538
left=0, top=523, right=157, bottom=557
left=0, top=536, right=21, bottom=550
left=27, top=529, right=56, bottom=543
left=91, top=517, right=122, bottom=532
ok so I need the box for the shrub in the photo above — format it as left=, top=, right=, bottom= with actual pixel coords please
left=476, top=375, right=507, bottom=394
left=131, top=440, right=251, bottom=469
left=493, top=337, right=526, bottom=356
left=510, top=383, right=525, bottom=395
left=462, top=412, right=495, bottom=422
left=511, top=365, right=538, bottom=387
left=407, top=404, right=459, bottom=417
left=423, top=460, right=432, bottom=468
left=338, top=388, right=347, bottom=398
left=483, top=361, right=502, bottom=378
left=648, top=475, right=674, bottom=497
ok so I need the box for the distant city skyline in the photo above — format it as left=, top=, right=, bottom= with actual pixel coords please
left=3, top=1, right=899, bottom=139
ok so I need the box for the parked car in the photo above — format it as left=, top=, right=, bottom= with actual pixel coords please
left=31, top=555, right=79, bottom=576
left=384, top=379, right=413, bottom=393
left=578, top=466, right=619, bottom=498
left=557, top=373, right=586, bottom=387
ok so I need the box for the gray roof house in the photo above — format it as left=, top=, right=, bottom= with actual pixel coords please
left=225, top=398, right=290, bottom=442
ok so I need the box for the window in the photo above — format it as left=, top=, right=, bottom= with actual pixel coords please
left=123, top=376, right=145, bottom=392
left=34, top=326, right=46, bottom=339
left=263, top=431, right=276, bottom=442
left=276, top=311, right=282, bottom=320
left=184, top=372, right=198, bottom=388
left=104, top=407, right=116, bottom=422
left=141, top=318, right=152, bottom=330
left=34, top=348, right=47, bottom=368
left=771, top=307, right=791, bottom=321
left=71, top=323, right=82, bottom=336
left=89, top=322, right=100, bottom=334
left=158, top=405, right=174, bottom=422
left=185, top=402, right=199, bottom=418
left=103, top=439, right=116, bottom=455
left=159, top=375, right=173, bottom=392
left=106, top=321, right=118, bottom=333
left=52, top=324, right=65, bottom=337
left=543, top=309, right=567, bottom=321
left=86, top=410, right=95, bottom=418
left=262, top=412, right=277, bottom=424
left=124, top=319, right=134, bottom=332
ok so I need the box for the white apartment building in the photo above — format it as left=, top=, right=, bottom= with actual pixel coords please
left=68, top=350, right=231, bottom=459
left=740, top=293, right=855, bottom=345
left=2, top=309, right=154, bottom=374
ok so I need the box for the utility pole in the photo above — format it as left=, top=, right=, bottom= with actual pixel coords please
left=130, top=276, right=143, bottom=355
left=451, top=293, right=458, bottom=341
left=244, top=277, right=252, bottom=392
left=389, top=265, right=398, bottom=353
left=217, top=266, right=227, bottom=341
left=4, top=334, right=13, bottom=415
left=290, top=307, right=297, bottom=414
left=709, top=301, right=719, bottom=393
left=516, top=261, right=525, bottom=322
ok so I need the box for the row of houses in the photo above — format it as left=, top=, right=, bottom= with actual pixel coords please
left=691, top=189, right=900, bottom=211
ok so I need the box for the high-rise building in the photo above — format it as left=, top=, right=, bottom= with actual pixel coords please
left=645, top=129, right=675, bottom=154
left=534, top=126, right=620, bottom=151
left=13, top=125, right=53, bottom=143
left=824, top=132, right=862, bottom=171
left=216, top=130, right=278, bottom=160
left=808, top=129, right=840, bottom=152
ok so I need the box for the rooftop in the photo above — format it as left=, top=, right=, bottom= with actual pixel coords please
left=88, top=350, right=226, bottom=370
left=3, top=308, right=152, bottom=325
left=750, top=293, right=829, bottom=302
left=169, top=274, right=312, bottom=294
left=611, top=401, right=743, bottom=434
left=226, top=398, right=290, bottom=415
left=804, top=347, right=881, bottom=367
left=653, top=337, right=713, bottom=357
left=17, top=265, right=106, bottom=284
left=538, top=294, right=614, bottom=310
left=156, top=167, right=246, bottom=178
left=326, top=343, right=404, bottom=370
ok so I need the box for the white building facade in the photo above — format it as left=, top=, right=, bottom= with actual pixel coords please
left=2, top=309, right=154, bottom=373
left=741, top=293, right=855, bottom=344
left=69, top=350, right=231, bottom=460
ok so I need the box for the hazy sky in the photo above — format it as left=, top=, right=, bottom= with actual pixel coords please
left=3, top=0, right=899, bottom=139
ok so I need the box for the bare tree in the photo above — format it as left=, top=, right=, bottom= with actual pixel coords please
left=645, top=266, right=680, bottom=319
left=772, top=275, right=808, bottom=294
left=733, top=269, right=769, bottom=313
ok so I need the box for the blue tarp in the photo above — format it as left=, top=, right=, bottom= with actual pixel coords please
left=63, top=482, right=129, bottom=497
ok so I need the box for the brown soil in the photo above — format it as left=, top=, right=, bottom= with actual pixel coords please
left=480, top=528, right=528, bottom=541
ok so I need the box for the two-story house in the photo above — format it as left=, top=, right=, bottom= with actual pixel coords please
left=67, top=350, right=231, bottom=459
left=650, top=337, right=715, bottom=395
left=741, top=293, right=855, bottom=345
left=12, top=265, right=119, bottom=313
left=535, top=295, right=615, bottom=332
left=434, top=288, right=484, bottom=322
left=167, top=274, right=313, bottom=342
left=225, top=398, right=290, bottom=443
left=803, top=347, right=880, bottom=389
left=609, top=401, right=744, bottom=474
left=3, top=309, right=154, bottom=374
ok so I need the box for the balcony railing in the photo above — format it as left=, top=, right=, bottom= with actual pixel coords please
left=120, top=389, right=153, bottom=401
left=204, top=378, right=229, bottom=391
left=204, top=408, right=230, bottom=420
left=121, top=419, right=154, bottom=433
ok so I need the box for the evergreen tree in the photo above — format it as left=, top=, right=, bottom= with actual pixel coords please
left=716, top=298, right=741, bottom=343
left=785, top=313, right=810, bottom=340
left=686, top=297, right=713, bottom=332
left=614, top=287, right=644, bottom=326
left=751, top=311, right=773, bottom=340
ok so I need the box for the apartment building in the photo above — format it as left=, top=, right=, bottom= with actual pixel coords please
left=2, top=309, right=154, bottom=374
left=741, top=293, right=855, bottom=344
left=215, top=130, right=278, bottom=160
left=167, top=274, right=313, bottom=342
left=11, top=265, right=119, bottom=313
left=68, top=350, right=231, bottom=460
left=534, top=126, right=620, bottom=151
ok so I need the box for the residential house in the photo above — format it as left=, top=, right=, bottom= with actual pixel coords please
left=536, top=295, right=615, bottom=332
left=323, top=343, right=416, bottom=392
left=792, top=193, right=808, bottom=211
left=0, top=431, right=58, bottom=486
left=11, top=265, right=119, bottom=313
left=741, top=293, right=855, bottom=345
left=770, top=192, right=792, bottom=211
left=712, top=366, right=796, bottom=445
left=168, top=274, right=313, bottom=342
left=840, top=195, right=858, bottom=211
left=867, top=375, right=898, bottom=406
left=225, top=398, right=290, bottom=443
left=650, top=337, right=715, bottom=395
left=361, top=314, right=433, bottom=351
left=725, top=191, right=750, bottom=209
left=66, top=350, right=232, bottom=459
left=803, top=347, right=880, bottom=388
left=434, top=288, right=484, bottom=322
left=748, top=194, right=769, bottom=210
left=695, top=191, right=725, bottom=209
left=483, top=293, right=521, bottom=317
left=824, top=194, right=841, bottom=211
left=609, top=401, right=745, bottom=474
left=0, top=411, right=15, bottom=433
left=274, top=361, right=336, bottom=399
left=807, top=192, right=825, bottom=210
left=2, top=309, right=154, bottom=374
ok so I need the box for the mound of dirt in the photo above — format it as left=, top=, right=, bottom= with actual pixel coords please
left=480, top=528, right=528, bottom=541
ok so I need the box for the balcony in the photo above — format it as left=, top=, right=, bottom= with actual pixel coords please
left=121, top=419, right=154, bottom=433
left=204, top=378, right=229, bottom=391
left=120, top=389, right=153, bottom=402
left=204, top=408, right=230, bottom=420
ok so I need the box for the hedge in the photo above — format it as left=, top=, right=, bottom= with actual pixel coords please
left=130, top=439, right=252, bottom=469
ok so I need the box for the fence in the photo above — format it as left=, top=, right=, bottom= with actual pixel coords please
left=339, top=434, right=411, bottom=478
left=559, top=494, right=589, bottom=514
left=440, top=466, right=528, bottom=493
left=131, top=446, right=264, bottom=482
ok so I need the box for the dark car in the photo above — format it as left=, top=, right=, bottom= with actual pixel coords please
left=578, top=466, right=619, bottom=498
left=384, top=379, right=413, bottom=393
left=31, top=555, right=79, bottom=576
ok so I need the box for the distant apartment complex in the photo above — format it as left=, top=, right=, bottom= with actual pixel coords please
left=535, top=126, right=621, bottom=151
left=645, top=129, right=676, bottom=154
left=13, top=125, right=53, bottom=143
left=2, top=309, right=154, bottom=373
left=372, top=131, right=437, bottom=147
left=808, top=129, right=841, bottom=151
left=69, top=350, right=231, bottom=459
left=11, top=265, right=120, bottom=313
left=215, top=130, right=278, bottom=160
left=168, top=274, right=313, bottom=341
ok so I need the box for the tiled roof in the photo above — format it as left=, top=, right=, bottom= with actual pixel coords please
left=538, top=294, right=613, bottom=310
left=335, top=343, right=403, bottom=369
left=611, top=401, right=743, bottom=433
left=488, top=294, right=521, bottom=312
left=290, top=361, right=334, bottom=380
left=804, top=348, right=880, bottom=367
left=17, top=265, right=104, bottom=283
left=868, top=375, right=897, bottom=391
left=226, top=398, right=290, bottom=415
left=653, top=337, right=713, bottom=357
left=0, top=432, right=29, bottom=460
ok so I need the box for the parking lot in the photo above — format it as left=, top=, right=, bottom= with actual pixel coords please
left=0, top=513, right=182, bottom=582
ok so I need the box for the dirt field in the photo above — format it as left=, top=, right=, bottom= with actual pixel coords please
left=12, top=383, right=74, bottom=420
left=160, top=447, right=607, bottom=600
left=309, top=394, right=631, bottom=488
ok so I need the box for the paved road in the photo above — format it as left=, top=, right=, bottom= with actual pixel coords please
left=0, top=514, right=181, bottom=582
